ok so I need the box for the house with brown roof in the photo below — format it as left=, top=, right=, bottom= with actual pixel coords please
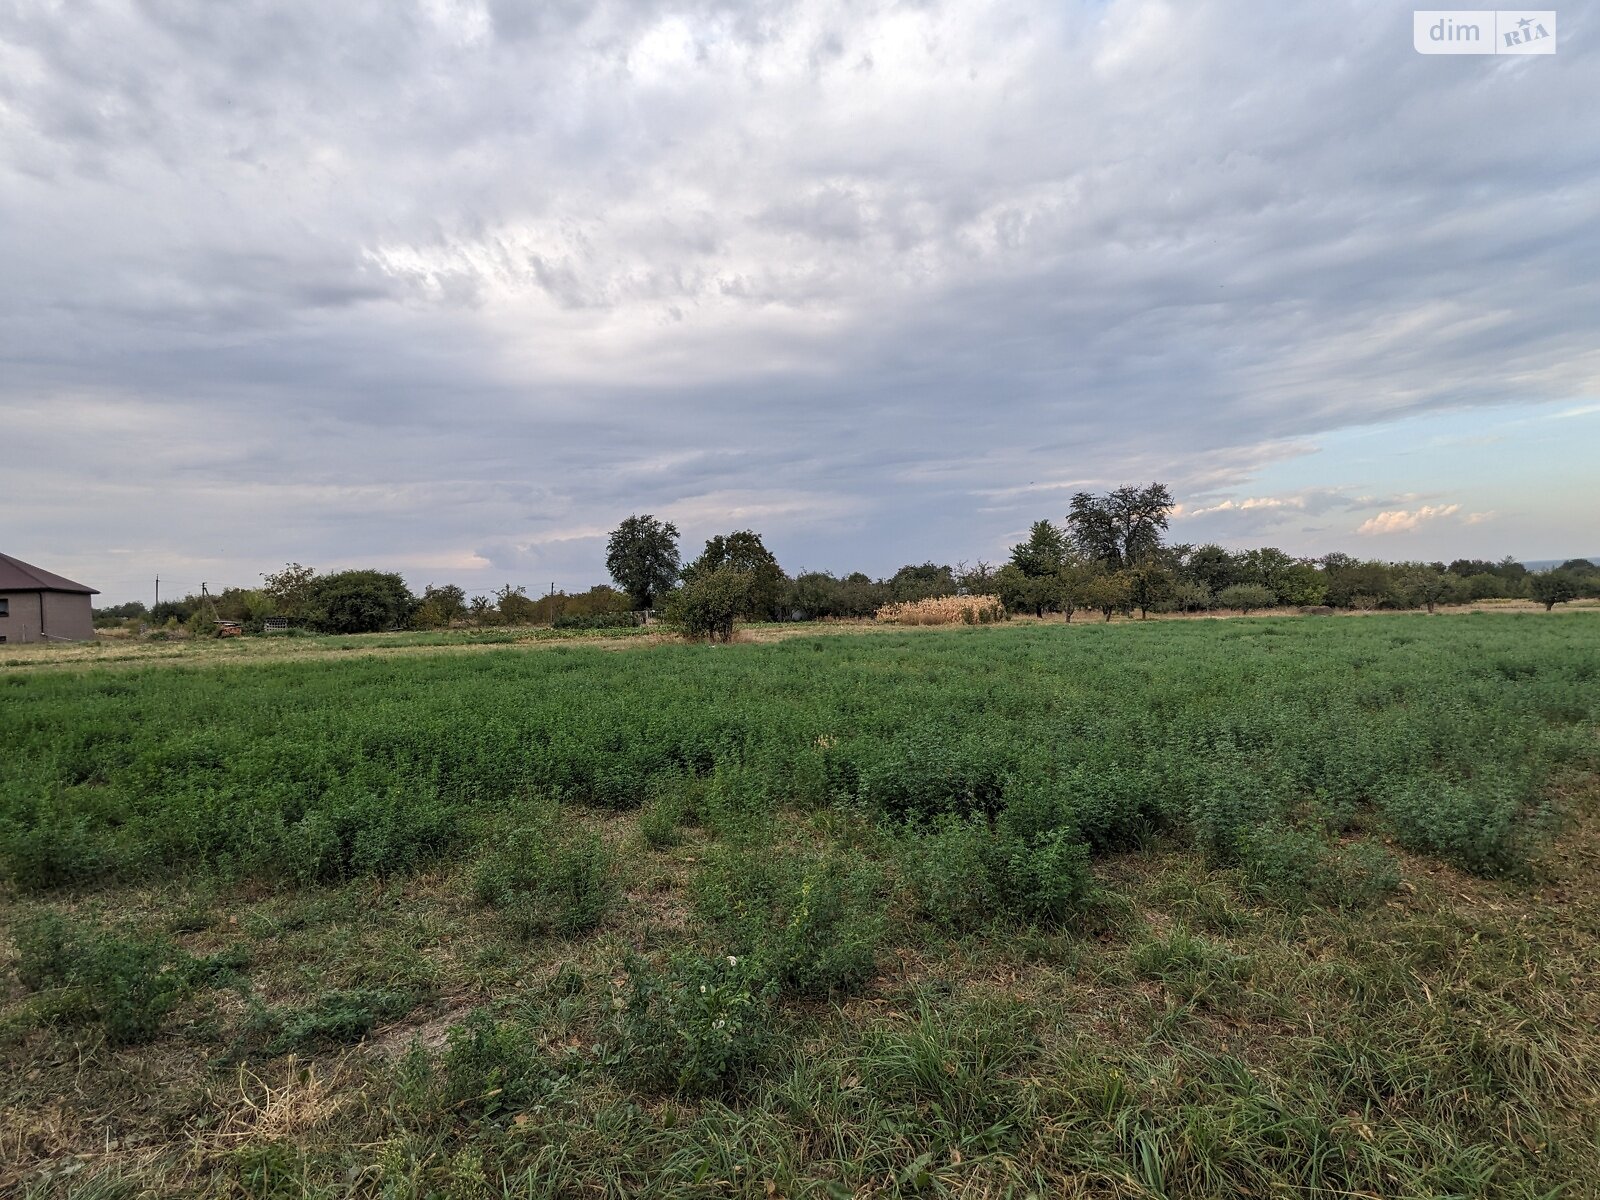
left=0, top=554, right=98, bottom=644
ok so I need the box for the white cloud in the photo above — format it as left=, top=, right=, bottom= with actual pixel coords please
left=1180, top=496, right=1307, bottom=519
left=1356, top=504, right=1463, bottom=536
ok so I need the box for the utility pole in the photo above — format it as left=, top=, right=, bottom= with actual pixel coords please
left=155, top=575, right=160, bottom=611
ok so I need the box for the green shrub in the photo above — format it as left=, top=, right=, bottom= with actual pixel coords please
left=1188, top=771, right=1277, bottom=863
left=899, top=816, right=1095, bottom=930
left=552, top=612, right=638, bottom=631
left=10, top=914, right=192, bottom=1045
left=663, top=566, right=748, bottom=642
left=638, top=791, right=686, bottom=849
left=697, top=769, right=775, bottom=845
left=989, top=826, right=1095, bottom=925
left=897, top=816, right=995, bottom=930
left=438, top=1008, right=548, bottom=1117
left=1061, top=765, right=1163, bottom=851
left=286, top=782, right=461, bottom=884
left=11, top=910, right=85, bottom=990
left=1381, top=775, right=1534, bottom=877
left=473, top=824, right=617, bottom=939
left=1237, top=824, right=1400, bottom=910
left=250, top=987, right=418, bottom=1055
left=609, top=951, right=778, bottom=1095
left=1, top=814, right=109, bottom=892
left=91, top=933, right=192, bottom=1045
left=694, top=845, right=884, bottom=997
left=1000, top=828, right=1095, bottom=923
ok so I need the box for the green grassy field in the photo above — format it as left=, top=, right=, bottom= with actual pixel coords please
left=3, top=614, right=1598, bottom=1198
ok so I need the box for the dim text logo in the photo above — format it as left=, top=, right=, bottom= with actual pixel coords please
left=1414, top=10, right=1556, bottom=53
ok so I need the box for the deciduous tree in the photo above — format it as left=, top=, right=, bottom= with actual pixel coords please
left=888, top=563, right=957, bottom=602
left=495, top=584, right=539, bottom=625
left=1009, top=521, right=1067, bottom=577
left=682, top=529, right=786, bottom=620
left=994, top=564, right=1058, bottom=617
left=1320, top=557, right=1398, bottom=610
left=1180, top=544, right=1239, bottom=594
left=665, top=566, right=747, bottom=642
left=261, top=562, right=317, bottom=618
left=1055, top=561, right=1099, bottom=623
left=1237, top=547, right=1325, bottom=606
left=1397, top=565, right=1465, bottom=614
left=1126, top=560, right=1175, bottom=620
left=418, top=583, right=467, bottom=628
left=606, top=515, right=680, bottom=610
left=1530, top=570, right=1579, bottom=611
left=1080, top=571, right=1132, bottom=622
left=1067, top=483, right=1174, bottom=568
left=1171, top=581, right=1212, bottom=613
left=1217, top=583, right=1277, bottom=615
left=307, top=570, right=416, bottom=634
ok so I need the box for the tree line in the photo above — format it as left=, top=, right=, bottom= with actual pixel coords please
left=601, top=486, right=1598, bottom=636
left=94, top=483, right=1599, bottom=635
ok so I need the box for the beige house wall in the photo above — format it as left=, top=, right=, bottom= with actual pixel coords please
left=43, top=591, right=96, bottom=641
left=0, top=590, right=96, bottom=643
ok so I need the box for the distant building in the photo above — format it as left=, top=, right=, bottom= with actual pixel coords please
left=0, top=553, right=98, bottom=643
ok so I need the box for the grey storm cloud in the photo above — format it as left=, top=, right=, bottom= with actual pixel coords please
left=1, top=0, right=1596, bottom=601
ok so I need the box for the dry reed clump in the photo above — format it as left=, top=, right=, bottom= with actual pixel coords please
left=194, top=1056, right=361, bottom=1152
left=874, top=595, right=1005, bottom=626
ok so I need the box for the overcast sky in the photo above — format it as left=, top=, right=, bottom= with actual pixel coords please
left=2, top=1, right=1595, bottom=604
